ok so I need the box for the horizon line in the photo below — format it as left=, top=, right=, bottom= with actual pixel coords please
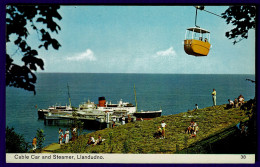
left=34, top=72, right=255, bottom=75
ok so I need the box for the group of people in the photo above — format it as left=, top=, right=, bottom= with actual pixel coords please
left=154, top=121, right=167, bottom=139
left=185, top=120, right=199, bottom=138
left=193, top=88, right=216, bottom=108
left=57, top=128, right=104, bottom=147
left=58, top=128, right=70, bottom=144
left=58, top=127, right=77, bottom=144
left=212, top=89, right=245, bottom=109
left=199, top=37, right=208, bottom=42
left=111, top=115, right=132, bottom=126
left=86, top=134, right=104, bottom=146
left=226, top=94, right=245, bottom=109
left=154, top=120, right=199, bottom=139
left=111, top=114, right=132, bottom=127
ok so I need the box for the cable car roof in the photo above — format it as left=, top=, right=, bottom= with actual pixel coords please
left=187, top=27, right=210, bottom=33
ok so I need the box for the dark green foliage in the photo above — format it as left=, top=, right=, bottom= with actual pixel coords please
left=6, top=5, right=62, bottom=94
left=36, top=129, right=45, bottom=151
left=222, top=6, right=256, bottom=44
left=123, top=140, right=130, bottom=153
left=176, top=144, right=179, bottom=152
left=108, top=132, right=114, bottom=153
left=6, top=127, right=29, bottom=153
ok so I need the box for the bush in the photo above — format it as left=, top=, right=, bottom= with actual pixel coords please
left=36, top=129, right=45, bottom=151
left=6, top=127, right=29, bottom=153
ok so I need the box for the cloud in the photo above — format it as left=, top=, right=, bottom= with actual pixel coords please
left=66, top=49, right=97, bottom=61
left=155, top=47, right=177, bottom=57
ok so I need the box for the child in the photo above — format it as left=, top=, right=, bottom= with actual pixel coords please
left=155, top=126, right=162, bottom=139
left=161, top=121, right=167, bottom=139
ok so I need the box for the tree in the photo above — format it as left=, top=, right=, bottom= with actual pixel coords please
left=221, top=5, right=256, bottom=44
left=36, top=128, right=45, bottom=151
left=6, top=5, right=62, bottom=94
left=6, top=126, right=29, bottom=153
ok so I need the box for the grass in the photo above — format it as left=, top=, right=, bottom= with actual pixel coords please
left=54, top=103, right=252, bottom=154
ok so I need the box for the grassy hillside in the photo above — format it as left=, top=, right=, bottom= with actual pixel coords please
left=55, top=102, right=254, bottom=154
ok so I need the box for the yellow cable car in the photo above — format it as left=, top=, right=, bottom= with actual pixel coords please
left=184, top=27, right=211, bottom=56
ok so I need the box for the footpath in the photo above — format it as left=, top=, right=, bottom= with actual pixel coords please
left=41, top=143, right=61, bottom=153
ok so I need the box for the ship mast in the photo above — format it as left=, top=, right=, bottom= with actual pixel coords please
left=67, top=83, right=72, bottom=107
left=134, top=84, right=138, bottom=112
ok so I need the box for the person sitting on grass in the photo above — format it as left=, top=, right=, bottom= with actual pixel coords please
left=189, top=122, right=199, bottom=138
left=189, top=133, right=196, bottom=138
left=226, top=99, right=234, bottom=109
left=193, top=104, right=199, bottom=111
left=192, top=122, right=199, bottom=134
left=186, top=121, right=194, bottom=134
left=86, top=136, right=95, bottom=146
left=238, top=95, right=245, bottom=106
left=93, top=135, right=103, bottom=146
left=154, top=126, right=162, bottom=139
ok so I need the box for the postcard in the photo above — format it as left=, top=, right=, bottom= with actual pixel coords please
left=3, top=4, right=257, bottom=165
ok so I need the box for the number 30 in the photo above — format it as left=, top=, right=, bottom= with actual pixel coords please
left=241, top=155, right=246, bottom=159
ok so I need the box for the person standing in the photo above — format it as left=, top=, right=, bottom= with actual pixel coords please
left=234, top=98, right=239, bottom=108
left=212, top=89, right=217, bottom=106
left=122, top=115, right=125, bottom=125
left=58, top=128, right=61, bottom=143
left=32, top=137, right=37, bottom=152
left=161, top=121, right=167, bottom=139
left=127, top=114, right=131, bottom=123
left=112, top=121, right=116, bottom=128
left=59, top=129, right=64, bottom=144
left=65, top=129, right=70, bottom=144
left=71, top=127, right=76, bottom=141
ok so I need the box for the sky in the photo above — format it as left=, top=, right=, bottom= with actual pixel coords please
left=7, top=5, right=256, bottom=74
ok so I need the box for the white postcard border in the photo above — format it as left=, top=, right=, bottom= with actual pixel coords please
left=6, top=153, right=255, bottom=164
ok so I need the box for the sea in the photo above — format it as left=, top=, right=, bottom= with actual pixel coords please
left=6, top=73, right=255, bottom=147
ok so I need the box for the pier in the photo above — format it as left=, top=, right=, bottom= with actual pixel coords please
left=44, top=113, right=136, bottom=130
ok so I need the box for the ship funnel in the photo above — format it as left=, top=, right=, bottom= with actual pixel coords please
left=98, top=97, right=106, bottom=107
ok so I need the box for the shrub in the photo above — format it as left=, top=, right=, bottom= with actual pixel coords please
left=6, top=127, right=29, bottom=153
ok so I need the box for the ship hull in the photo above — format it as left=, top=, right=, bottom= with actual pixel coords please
left=133, top=110, right=162, bottom=120
left=38, top=109, right=49, bottom=119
